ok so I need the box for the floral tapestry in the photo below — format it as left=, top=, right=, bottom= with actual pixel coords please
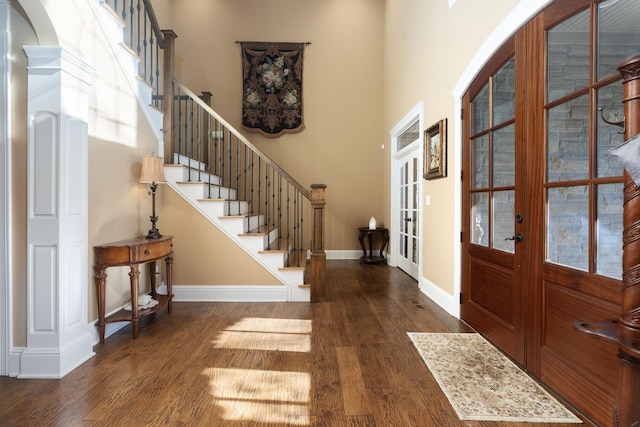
left=241, top=42, right=305, bottom=138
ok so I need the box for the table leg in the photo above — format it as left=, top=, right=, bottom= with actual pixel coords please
left=94, top=265, right=107, bottom=344
left=380, top=229, right=389, bottom=257
left=149, top=261, right=157, bottom=296
left=358, top=230, right=366, bottom=257
left=165, top=254, right=174, bottom=313
left=129, top=264, right=140, bottom=339
left=367, top=232, right=374, bottom=259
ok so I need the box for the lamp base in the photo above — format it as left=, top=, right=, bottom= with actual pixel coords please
left=145, top=228, right=162, bottom=239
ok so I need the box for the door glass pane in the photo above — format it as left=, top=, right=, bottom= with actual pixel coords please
left=471, top=192, right=489, bottom=246
left=492, top=190, right=515, bottom=253
left=472, top=83, right=490, bottom=134
left=547, top=94, right=589, bottom=182
left=492, top=57, right=515, bottom=126
left=597, top=0, right=640, bottom=81
left=547, top=9, right=590, bottom=103
left=412, top=158, right=418, bottom=210
left=399, top=163, right=407, bottom=257
left=471, top=134, right=489, bottom=189
left=493, top=124, right=515, bottom=187
left=596, top=83, right=624, bottom=178
left=596, top=183, right=623, bottom=279
left=547, top=186, right=589, bottom=271
left=397, top=120, right=420, bottom=152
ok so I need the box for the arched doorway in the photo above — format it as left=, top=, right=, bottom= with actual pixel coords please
left=461, top=1, right=639, bottom=424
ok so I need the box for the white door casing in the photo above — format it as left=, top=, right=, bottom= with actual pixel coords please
left=390, top=102, right=423, bottom=280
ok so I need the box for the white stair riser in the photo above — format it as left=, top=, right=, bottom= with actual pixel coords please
left=165, top=155, right=305, bottom=293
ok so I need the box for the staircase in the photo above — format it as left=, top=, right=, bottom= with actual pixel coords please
left=92, top=0, right=326, bottom=302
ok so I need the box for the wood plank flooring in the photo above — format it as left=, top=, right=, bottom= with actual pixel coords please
left=0, top=261, right=594, bottom=426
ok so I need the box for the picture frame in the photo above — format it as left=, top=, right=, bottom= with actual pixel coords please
left=423, top=118, right=447, bottom=180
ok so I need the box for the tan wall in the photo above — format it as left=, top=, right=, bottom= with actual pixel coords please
left=163, top=188, right=279, bottom=286
left=161, top=0, right=386, bottom=251
left=383, top=0, right=521, bottom=295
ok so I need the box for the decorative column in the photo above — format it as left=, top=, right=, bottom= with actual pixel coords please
left=615, top=54, right=640, bottom=427
left=20, top=47, right=95, bottom=378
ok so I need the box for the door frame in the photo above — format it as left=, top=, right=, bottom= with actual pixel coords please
left=390, top=102, right=423, bottom=277
left=1, top=1, right=11, bottom=377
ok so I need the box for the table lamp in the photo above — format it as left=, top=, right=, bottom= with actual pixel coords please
left=139, top=154, right=167, bottom=239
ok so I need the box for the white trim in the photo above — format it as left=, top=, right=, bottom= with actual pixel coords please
left=389, top=102, right=424, bottom=278
left=450, top=0, right=552, bottom=319
left=326, top=249, right=364, bottom=260
left=173, top=285, right=289, bottom=302
left=0, top=0, right=11, bottom=377
left=420, top=276, right=460, bottom=318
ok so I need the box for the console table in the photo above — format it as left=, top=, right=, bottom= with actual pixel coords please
left=93, top=236, right=173, bottom=343
left=358, top=227, right=389, bottom=264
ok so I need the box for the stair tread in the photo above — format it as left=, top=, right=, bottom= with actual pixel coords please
left=282, top=248, right=308, bottom=270
left=241, top=224, right=278, bottom=236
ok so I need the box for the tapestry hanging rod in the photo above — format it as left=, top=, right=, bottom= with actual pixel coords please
left=235, top=40, right=312, bottom=46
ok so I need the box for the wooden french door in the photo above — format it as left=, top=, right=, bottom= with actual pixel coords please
left=397, top=148, right=420, bottom=279
left=461, top=38, right=528, bottom=366
left=462, top=1, right=638, bottom=424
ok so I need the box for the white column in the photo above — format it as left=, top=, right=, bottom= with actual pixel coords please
left=0, top=0, right=10, bottom=377
left=21, top=46, right=95, bottom=378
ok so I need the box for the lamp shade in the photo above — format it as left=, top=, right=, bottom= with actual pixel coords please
left=139, top=155, right=166, bottom=184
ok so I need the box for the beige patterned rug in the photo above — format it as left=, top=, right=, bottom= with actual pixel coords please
left=407, top=333, right=582, bottom=423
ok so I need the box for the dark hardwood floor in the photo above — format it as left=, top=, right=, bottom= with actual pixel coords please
left=0, top=260, right=593, bottom=426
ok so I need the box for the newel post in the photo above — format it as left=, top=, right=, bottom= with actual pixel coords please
left=310, top=184, right=327, bottom=302
left=161, top=29, right=177, bottom=163
left=616, top=55, right=640, bottom=427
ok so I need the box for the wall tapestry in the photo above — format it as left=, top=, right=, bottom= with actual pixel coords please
left=240, top=42, right=306, bottom=138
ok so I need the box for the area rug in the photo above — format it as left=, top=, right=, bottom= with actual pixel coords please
left=407, top=332, right=582, bottom=423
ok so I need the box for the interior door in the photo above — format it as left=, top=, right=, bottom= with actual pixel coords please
left=461, top=44, right=527, bottom=365
left=397, top=148, right=420, bottom=279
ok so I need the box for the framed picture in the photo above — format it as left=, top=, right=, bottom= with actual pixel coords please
left=424, top=118, right=447, bottom=180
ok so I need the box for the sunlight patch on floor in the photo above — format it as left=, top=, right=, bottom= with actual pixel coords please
left=204, top=317, right=313, bottom=425
left=213, top=330, right=311, bottom=352
left=224, top=317, right=313, bottom=334
left=212, top=317, right=312, bottom=352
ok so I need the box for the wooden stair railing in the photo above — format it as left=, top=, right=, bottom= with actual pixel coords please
left=168, top=81, right=327, bottom=301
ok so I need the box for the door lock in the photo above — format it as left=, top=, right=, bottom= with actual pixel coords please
left=505, top=233, right=523, bottom=243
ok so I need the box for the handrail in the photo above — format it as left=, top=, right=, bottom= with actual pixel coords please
left=142, top=0, right=164, bottom=49
left=173, top=80, right=313, bottom=201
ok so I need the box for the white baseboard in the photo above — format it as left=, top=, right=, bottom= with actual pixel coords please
left=15, top=333, right=95, bottom=379
left=326, top=249, right=367, bottom=260
left=419, top=277, right=460, bottom=319
left=173, top=285, right=289, bottom=302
